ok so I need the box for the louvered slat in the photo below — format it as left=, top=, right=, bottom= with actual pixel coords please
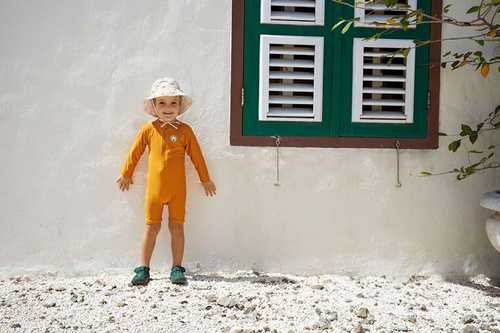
left=271, top=0, right=316, bottom=7
left=363, top=87, right=405, bottom=94
left=271, top=12, right=316, bottom=21
left=363, top=75, right=406, bottom=82
left=270, top=46, right=315, bottom=55
left=360, top=112, right=407, bottom=120
left=270, top=96, right=314, bottom=105
left=363, top=63, right=407, bottom=70
left=270, top=58, right=315, bottom=68
left=269, top=71, right=315, bottom=80
left=363, top=99, right=406, bottom=106
left=270, top=83, right=314, bottom=92
left=268, top=108, right=316, bottom=117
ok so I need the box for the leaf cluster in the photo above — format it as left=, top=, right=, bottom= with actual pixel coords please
left=332, top=0, right=500, bottom=76
left=428, top=104, right=500, bottom=180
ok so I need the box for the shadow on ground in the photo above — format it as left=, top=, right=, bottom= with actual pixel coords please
left=190, top=273, right=298, bottom=285
left=445, top=277, right=500, bottom=298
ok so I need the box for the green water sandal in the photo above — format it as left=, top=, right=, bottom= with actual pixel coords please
left=170, top=266, right=187, bottom=284
left=131, top=266, right=150, bottom=285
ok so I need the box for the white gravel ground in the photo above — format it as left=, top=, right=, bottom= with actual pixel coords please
left=1, top=271, right=500, bottom=333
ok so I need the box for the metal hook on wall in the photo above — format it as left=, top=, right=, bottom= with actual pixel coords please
left=395, top=140, right=402, bottom=188
left=271, top=135, right=282, bottom=186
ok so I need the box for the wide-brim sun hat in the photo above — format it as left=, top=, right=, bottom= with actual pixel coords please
left=143, top=77, right=193, bottom=117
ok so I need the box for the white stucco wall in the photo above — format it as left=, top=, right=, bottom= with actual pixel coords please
left=1, top=0, right=499, bottom=278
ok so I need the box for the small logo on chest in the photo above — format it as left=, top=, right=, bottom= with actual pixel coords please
left=170, top=135, right=178, bottom=143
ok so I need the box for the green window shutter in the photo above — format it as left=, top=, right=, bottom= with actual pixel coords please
left=242, top=0, right=431, bottom=139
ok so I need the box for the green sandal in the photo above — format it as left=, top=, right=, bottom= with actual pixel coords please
left=131, top=266, right=150, bottom=285
left=170, top=266, right=187, bottom=284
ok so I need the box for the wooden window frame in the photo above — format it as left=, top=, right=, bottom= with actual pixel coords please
left=230, top=0, right=442, bottom=149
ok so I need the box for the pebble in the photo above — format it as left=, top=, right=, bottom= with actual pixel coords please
left=0, top=272, right=498, bottom=332
left=462, top=314, right=477, bottom=324
left=463, top=325, right=479, bottom=333
left=357, top=307, right=369, bottom=318
left=311, top=285, right=324, bottom=290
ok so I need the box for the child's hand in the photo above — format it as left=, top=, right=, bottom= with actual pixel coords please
left=202, top=181, right=216, bottom=197
left=117, top=176, right=133, bottom=191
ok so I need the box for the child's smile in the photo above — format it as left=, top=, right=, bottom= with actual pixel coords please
left=155, top=96, right=180, bottom=122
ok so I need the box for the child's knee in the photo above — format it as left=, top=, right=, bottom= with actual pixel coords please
left=145, top=223, right=162, bottom=236
left=168, top=222, right=184, bottom=235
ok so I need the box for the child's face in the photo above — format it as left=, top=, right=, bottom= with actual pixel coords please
left=154, top=96, right=180, bottom=122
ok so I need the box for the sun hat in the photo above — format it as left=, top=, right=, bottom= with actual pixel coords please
left=143, top=77, right=193, bottom=117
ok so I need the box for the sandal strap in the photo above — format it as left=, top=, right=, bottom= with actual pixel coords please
left=134, top=266, right=150, bottom=273
left=172, top=266, right=185, bottom=273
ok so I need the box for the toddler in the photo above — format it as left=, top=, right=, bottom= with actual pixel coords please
left=117, top=77, right=216, bottom=285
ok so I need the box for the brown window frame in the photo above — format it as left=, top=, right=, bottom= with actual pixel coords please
left=230, top=0, right=442, bottom=149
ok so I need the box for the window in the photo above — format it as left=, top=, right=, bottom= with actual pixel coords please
left=231, top=0, right=441, bottom=148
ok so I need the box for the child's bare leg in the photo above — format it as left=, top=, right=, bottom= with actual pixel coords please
left=168, top=222, right=185, bottom=267
left=140, top=223, right=162, bottom=267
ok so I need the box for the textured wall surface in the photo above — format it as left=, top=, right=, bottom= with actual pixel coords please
left=1, top=0, right=500, bottom=278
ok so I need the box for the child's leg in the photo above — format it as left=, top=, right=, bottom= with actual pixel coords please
left=140, top=223, right=162, bottom=268
left=168, top=222, right=185, bottom=267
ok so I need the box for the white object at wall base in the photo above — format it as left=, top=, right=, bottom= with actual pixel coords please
left=486, top=213, right=500, bottom=252
left=480, top=191, right=500, bottom=253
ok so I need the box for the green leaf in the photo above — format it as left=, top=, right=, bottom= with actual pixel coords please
left=488, top=145, right=496, bottom=149
left=469, top=150, right=483, bottom=154
left=403, top=48, right=411, bottom=58
left=466, top=6, right=481, bottom=14
left=495, top=104, right=500, bottom=115
left=460, top=124, right=474, bottom=136
left=469, top=134, right=479, bottom=144
left=418, top=172, right=432, bottom=177
left=341, top=21, right=353, bottom=34
left=441, top=62, right=447, bottom=69
left=443, top=4, right=452, bottom=13
left=448, top=140, right=461, bottom=152
left=332, top=20, right=345, bottom=30
left=475, top=39, right=485, bottom=46
left=477, top=122, right=484, bottom=131
left=438, top=132, right=448, bottom=136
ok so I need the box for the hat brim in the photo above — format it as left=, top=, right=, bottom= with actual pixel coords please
left=143, top=94, right=193, bottom=117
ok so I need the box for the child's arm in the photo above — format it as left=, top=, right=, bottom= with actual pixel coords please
left=185, top=126, right=216, bottom=197
left=118, top=126, right=149, bottom=191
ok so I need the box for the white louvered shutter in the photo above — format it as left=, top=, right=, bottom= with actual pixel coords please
left=354, top=0, right=417, bottom=28
left=261, top=0, right=324, bottom=26
left=259, top=35, right=324, bottom=122
left=352, top=38, right=415, bottom=123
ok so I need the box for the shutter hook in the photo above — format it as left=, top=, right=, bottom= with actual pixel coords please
left=271, top=136, right=282, bottom=186
left=395, top=140, right=402, bottom=187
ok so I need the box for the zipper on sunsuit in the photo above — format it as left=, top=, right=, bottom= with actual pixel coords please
left=163, top=126, right=167, bottom=169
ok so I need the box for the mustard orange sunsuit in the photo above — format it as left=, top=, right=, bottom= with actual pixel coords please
left=121, top=120, right=210, bottom=224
